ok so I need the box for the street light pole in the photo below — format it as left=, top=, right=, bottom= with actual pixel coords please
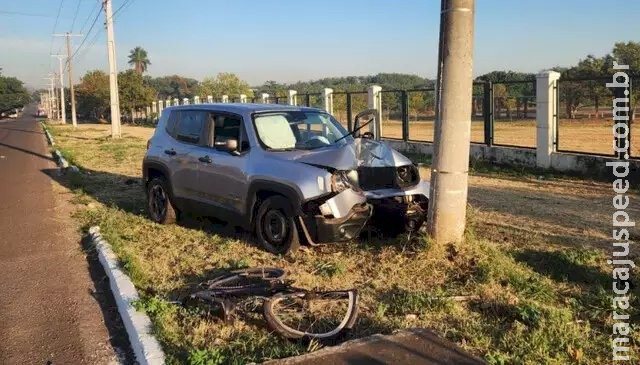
left=426, top=0, right=476, bottom=243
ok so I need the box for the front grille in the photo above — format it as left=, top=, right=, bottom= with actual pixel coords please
left=357, top=166, right=397, bottom=191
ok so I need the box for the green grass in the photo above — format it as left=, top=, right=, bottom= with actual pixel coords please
left=49, top=124, right=638, bottom=364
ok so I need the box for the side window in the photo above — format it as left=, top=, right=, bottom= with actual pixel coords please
left=166, top=110, right=180, bottom=136
left=211, top=114, right=242, bottom=150
left=175, top=111, right=205, bottom=144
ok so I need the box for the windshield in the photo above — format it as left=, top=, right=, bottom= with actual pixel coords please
left=253, top=111, right=352, bottom=150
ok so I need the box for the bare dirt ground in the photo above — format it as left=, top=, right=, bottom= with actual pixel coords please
left=381, top=118, right=640, bottom=156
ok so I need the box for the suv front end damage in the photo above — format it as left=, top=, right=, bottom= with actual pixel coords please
left=298, top=189, right=372, bottom=245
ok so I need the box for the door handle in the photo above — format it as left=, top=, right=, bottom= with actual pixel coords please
left=164, top=149, right=176, bottom=156
left=198, top=155, right=212, bottom=163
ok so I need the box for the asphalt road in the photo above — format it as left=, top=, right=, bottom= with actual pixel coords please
left=0, top=108, right=123, bottom=364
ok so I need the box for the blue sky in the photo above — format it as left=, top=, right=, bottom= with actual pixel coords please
left=1, top=0, right=639, bottom=88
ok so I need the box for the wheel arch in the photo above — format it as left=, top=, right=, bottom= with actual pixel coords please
left=247, top=180, right=304, bottom=227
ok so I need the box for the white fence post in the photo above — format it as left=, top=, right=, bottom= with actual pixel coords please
left=368, top=85, right=383, bottom=139
left=261, top=93, right=269, bottom=104
left=158, top=100, right=164, bottom=116
left=146, top=106, right=151, bottom=118
left=535, top=71, right=560, bottom=169
left=173, top=98, right=179, bottom=106
left=287, top=90, right=297, bottom=106
left=207, top=95, right=213, bottom=103
left=151, top=101, right=157, bottom=114
left=183, top=97, right=189, bottom=105
left=222, top=95, right=229, bottom=103
left=194, top=95, right=200, bottom=104
left=240, top=94, right=247, bottom=103
left=322, top=88, right=333, bottom=114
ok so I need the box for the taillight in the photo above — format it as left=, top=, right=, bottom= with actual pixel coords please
left=146, top=139, right=151, bottom=150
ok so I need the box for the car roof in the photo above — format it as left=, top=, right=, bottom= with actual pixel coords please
left=165, top=103, right=324, bottom=114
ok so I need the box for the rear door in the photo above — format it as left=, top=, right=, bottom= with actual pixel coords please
left=169, top=110, right=207, bottom=200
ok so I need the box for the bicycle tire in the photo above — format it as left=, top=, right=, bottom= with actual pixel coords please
left=206, top=267, right=286, bottom=290
left=263, top=290, right=359, bottom=342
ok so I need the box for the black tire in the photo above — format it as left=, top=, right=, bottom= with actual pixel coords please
left=263, top=290, right=359, bottom=343
left=147, top=177, right=178, bottom=224
left=254, top=196, right=300, bottom=254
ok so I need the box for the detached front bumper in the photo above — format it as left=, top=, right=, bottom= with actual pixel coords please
left=298, top=189, right=372, bottom=244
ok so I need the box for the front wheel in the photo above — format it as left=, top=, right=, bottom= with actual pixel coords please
left=263, top=290, right=359, bottom=343
left=254, top=196, right=300, bottom=254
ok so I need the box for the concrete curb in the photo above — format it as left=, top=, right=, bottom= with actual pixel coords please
left=88, top=226, right=166, bottom=365
left=52, top=150, right=70, bottom=169
left=40, top=122, right=55, bottom=146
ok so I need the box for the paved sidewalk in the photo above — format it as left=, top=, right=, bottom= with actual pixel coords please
left=266, top=328, right=486, bottom=365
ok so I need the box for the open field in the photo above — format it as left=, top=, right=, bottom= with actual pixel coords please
left=379, top=118, right=640, bottom=156
left=48, top=123, right=639, bottom=364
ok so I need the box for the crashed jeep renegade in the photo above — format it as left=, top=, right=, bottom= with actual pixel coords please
left=143, top=103, right=430, bottom=254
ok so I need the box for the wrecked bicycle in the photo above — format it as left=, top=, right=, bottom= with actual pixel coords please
left=175, top=268, right=359, bottom=342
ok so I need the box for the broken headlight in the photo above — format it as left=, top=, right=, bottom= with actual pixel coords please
left=331, top=170, right=359, bottom=192
left=396, top=165, right=419, bottom=187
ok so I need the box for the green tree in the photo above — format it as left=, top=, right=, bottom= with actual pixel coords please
left=198, top=73, right=253, bottom=100
left=612, top=41, right=640, bottom=72
left=75, top=70, right=110, bottom=119
left=0, top=71, right=30, bottom=112
left=118, top=70, right=155, bottom=121
left=128, top=46, right=151, bottom=74
left=145, top=75, right=199, bottom=99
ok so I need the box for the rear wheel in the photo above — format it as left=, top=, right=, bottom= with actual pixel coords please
left=255, top=196, right=300, bottom=254
left=263, top=290, right=359, bottom=343
left=147, top=177, right=178, bottom=224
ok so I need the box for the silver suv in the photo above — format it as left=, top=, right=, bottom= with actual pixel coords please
left=143, top=104, right=429, bottom=254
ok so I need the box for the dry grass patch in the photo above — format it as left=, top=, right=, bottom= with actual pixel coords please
left=48, top=123, right=638, bottom=364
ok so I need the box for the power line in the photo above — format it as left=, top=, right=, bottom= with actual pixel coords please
left=49, top=0, right=65, bottom=71
left=70, top=4, right=103, bottom=62
left=0, top=10, right=56, bottom=18
left=70, top=0, right=82, bottom=31
left=78, top=0, right=100, bottom=35
left=112, top=0, right=136, bottom=20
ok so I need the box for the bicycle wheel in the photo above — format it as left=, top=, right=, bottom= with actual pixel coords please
left=206, top=268, right=285, bottom=289
left=263, top=290, right=359, bottom=342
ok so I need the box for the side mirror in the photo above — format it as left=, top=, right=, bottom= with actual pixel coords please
left=352, top=109, right=378, bottom=138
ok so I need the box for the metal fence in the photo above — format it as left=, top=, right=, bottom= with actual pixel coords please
left=555, top=77, right=637, bottom=159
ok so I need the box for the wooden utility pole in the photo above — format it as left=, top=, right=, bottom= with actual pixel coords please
left=54, top=33, right=82, bottom=128
left=427, top=0, right=475, bottom=243
left=104, top=0, right=121, bottom=138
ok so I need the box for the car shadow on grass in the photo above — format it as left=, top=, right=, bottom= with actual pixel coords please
left=41, top=167, right=267, bottom=249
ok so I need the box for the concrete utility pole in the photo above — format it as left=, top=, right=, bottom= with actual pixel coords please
left=104, top=0, right=121, bottom=138
left=54, top=33, right=82, bottom=128
left=51, top=55, right=67, bottom=123
left=44, top=75, right=56, bottom=120
left=426, top=0, right=475, bottom=243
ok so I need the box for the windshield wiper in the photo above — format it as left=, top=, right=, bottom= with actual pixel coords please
left=333, top=118, right=374, bottom=144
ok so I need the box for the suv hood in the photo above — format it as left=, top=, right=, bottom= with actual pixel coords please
left=272, top=138, right=413, bottom=171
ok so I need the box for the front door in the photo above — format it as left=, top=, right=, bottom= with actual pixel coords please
left=194, top=112, right=249, bottom=215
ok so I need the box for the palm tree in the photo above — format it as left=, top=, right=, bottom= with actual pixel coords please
left=128, top=47, right=151, bottom=74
